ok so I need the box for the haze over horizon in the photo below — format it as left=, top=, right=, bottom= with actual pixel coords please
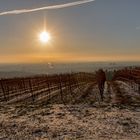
left=0, top=0, right=140, bottom=63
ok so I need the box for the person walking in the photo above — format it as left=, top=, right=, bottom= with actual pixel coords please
left=96, top=69, right=106, bottom=101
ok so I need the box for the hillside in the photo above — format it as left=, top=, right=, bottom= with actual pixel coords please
left=0, top=68, right=140, bottom=140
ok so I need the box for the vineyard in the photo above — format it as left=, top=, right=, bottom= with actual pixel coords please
left=107, top=67, right=140, bottom=106
left=113, top=67, right=140, bottom=93
left=0, top=67, right=140, bottom=140
left=0, top=72, right=96, bottom=105
left=0, top=67, right=140, bottom=106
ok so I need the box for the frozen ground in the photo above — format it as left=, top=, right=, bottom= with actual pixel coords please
left=0, top=104, right=140, bottom=140
left=0, top=81, right=140, bottom=140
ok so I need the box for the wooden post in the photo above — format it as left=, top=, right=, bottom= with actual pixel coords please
left=48, top=81, right=51, bottom=100
left=59, top=75, right=65, bottom=104
left=0, top=80, right=7, bottom=102
left=29, top=79, right=34, bottom=103
left=68, top=74, right=72, bottom=93
left=138, top=84, right=140, bottom=94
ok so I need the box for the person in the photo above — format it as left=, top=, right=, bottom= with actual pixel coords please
left=96, top=69, right=106, bottom=101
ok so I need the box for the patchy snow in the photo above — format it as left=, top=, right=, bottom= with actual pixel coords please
left=0, top=79, right=140, bottom=140
left=0, top=104, right=140, bottom=140
left=117, top=81, right=139, bottom=96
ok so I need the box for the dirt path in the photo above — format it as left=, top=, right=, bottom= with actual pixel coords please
left=104, top=81, right=140, bottom=107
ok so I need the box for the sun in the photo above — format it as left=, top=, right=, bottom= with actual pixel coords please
left=39, top=31, right=51, bottom=43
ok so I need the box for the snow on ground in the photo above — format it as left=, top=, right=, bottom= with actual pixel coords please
left=117, top=81, right=139, bottom=96
left=0, top=104, right=140, bottom=140
left=0, top=81, right=140, bottom=140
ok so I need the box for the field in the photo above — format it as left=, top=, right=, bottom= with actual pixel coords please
left=0, top=67, right=140, bottom=140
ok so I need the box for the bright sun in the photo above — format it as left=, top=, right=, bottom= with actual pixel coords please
left=39, top=31, right=51, bottom=43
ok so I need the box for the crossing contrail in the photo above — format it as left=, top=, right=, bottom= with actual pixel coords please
left=0, top=0, right=95, bottom=16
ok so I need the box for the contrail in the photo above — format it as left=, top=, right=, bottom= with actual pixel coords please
left=0, top=0, right=95, bottom=16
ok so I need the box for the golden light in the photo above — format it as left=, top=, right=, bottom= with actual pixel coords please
left=39, top=31, right=51, bottom=43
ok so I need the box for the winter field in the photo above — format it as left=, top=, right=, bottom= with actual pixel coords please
left=0, top=67, right=140, bottom=140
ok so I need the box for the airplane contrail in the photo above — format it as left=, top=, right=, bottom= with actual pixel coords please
left=0, top=0, right=95, bottom=16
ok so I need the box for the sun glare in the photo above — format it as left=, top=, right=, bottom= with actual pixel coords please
left=39, top=31, right=51, bottom=43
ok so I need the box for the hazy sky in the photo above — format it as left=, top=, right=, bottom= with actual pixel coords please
left=0, top=0, right=140, bottom=63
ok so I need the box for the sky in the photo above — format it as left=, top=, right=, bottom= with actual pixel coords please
left=0, top=0, right=140, bottom=63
